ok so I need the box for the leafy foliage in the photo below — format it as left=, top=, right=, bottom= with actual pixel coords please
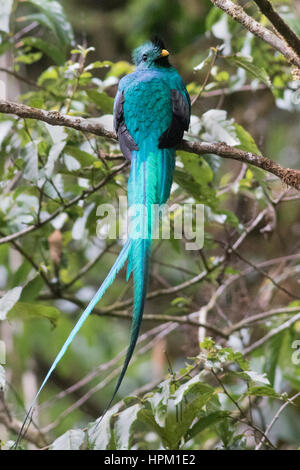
left=48, top=340, right=289, bottom=450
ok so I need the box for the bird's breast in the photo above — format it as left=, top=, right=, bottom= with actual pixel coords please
left=123, top=76, right=173, bottom=144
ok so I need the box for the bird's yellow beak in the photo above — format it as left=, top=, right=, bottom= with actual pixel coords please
left=160, top=49, right=169, bottom=57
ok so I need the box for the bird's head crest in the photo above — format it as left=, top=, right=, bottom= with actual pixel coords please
left=132, top=36, right=170, bottom=68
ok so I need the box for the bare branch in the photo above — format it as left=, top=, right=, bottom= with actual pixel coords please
left=0, top=412, right=47, bottom=448
left=243, top=312, right=300, bottom=355
left=227, top=306, right=300, bottom=335
left=180, top=139, right=300, bottom=191
left=57, top=294, right=226, bottom=337
left=210, top=0, right=300, bottom=68
left=253, top=0, right=300, bottom=59
left=0, top=67, right=44, bottom=90
left=255, top=392, right=300, bottom=450
left=211, top=369, right=276, bottom=449
left=255, top=391, right=300, bottom=450
left=0, top=99, right=115, bottom=139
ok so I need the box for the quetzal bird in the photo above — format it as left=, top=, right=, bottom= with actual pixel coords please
left=19, top=37, right=190, bottom=435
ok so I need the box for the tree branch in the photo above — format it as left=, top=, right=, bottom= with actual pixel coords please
left=243, top=312, right=300, bottom=355
left=210, top=0, right=300, bottom=68
left=0, top=67, right=43, bottom=90
left=253, top=0, right=300, bottom=59
left=255, top=391, right=300, bottom=450
left=0, top=412, right=47, bottom=448
left=180, top=140, right=300, bottom=190
left=59, top=295, right=228, bottom=338
left=0, top=99, right=115, bottom=140
left=1, top=99, right=300, bottom=202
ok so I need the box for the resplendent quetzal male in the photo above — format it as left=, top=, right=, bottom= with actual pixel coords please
left=20, top=37, right=190, bottom=430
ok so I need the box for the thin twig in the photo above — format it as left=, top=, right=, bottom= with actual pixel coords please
left=243, top=312, right=300, bottom=355
left=255, top=391, right=300, bottom=450
left=211, top=368, right=276, bottom=449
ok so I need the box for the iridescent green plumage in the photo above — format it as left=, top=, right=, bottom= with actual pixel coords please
left=18, top=39, right=190, bottom=441
left=110, top=39, right=190, bottom=407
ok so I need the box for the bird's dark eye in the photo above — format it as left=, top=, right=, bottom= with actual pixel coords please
left=142, top=53, right=147, bottom=62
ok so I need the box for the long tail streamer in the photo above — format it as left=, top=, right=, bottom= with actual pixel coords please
left=17, top=142, right=175, bottom=446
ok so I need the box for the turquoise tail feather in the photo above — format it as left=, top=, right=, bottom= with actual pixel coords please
left=35, top=238, right=131, bottom=401
left=159, top=148, right=175, bottom=204
left=101, top=237, right=150, bottom=415
left=102, top=145, right=158, bottom=409
left=15, top=239, right=131, bottom=445
left=18, top=141, right=175, bottom=444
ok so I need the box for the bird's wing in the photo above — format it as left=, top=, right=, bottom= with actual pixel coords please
left=158, top=84, right=190, bottom=149
left=114, top=89, right=138, bottom=160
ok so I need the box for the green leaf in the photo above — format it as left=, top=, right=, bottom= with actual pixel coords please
left=244, top=385, right=282, bottom=399
left=234, top=123, right=261, bottom=155
left=0, top=41, right=10, bottom=56
left=64, top=145, right=97, bottom=166
left=87, top=405, right=119, bottom=450
left=20, top=141, right=38, bottom=182
left=106, top=61, right=135, bottom=78
left=174, top=375, right=214, bottom=405
left=215, top=417, right=246, bottom=449
left=12, top=261, right=32, bottom=286
left=24, top=0, right=74, bottom=49
left=84, top=60, right=113, bottom=71
left=166, top=378, right=214, bottom=448
left=141, top=375, right=215, bottom=449
left=50, top=429, right=85, bottom=450
left=187, top=411, right=229, bottom=440
left=206, top=6, right=223, bottom=30
left=260, top=328, right=292, bottom=388
left=86, top=90, right=114, bottom=114
left=138, top=407, right=168, bottom=445
left=0, top=121, right=13, bottom=147
left=178, top=152, right=213, bottom=185
left=8, top=302, right=60, bottom=326
left=201, top=109, right=240, bottom=146
left=114, top=404, right=142, bottom=450
left=226, top=54, right=271, bottom=87
left=230, top=370, right=270, bottom=385
left=0, top=287, right=22, bottom=321
left=18, top=13, right=57, bottom=35
left=15, top=52, right=43, bottom=65
left=44, top=141, right=66, bottom=177
left=22, top=37, right=66, bottom=65
left=0, top=0, right=13, bottom=33
left=37, top=66, right=59, bottom=86
left=148, top=379, right=172, bottom=427
left=20, top=276, right=45, bottom=302
left=174, top=167, right=217, bottom=208
left=234, top=123, right=268, bottom=187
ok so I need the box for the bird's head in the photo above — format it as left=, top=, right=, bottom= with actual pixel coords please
left=132, top=36, right=170, bottom=69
